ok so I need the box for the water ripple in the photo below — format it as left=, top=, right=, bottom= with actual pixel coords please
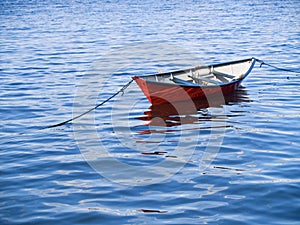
left=1, top=0, right=300, bottom=224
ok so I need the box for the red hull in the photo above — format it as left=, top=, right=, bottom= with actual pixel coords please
left=132, top=76, right=241, bottom=105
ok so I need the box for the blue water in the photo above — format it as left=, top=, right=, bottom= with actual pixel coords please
left=1, top=0, right=300, bottom=224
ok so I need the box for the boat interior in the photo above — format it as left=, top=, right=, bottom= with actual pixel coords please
left=143, top=59, right=254, bottom=87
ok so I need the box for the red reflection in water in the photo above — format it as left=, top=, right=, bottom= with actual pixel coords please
left=137, top=88, right=249, bottom=128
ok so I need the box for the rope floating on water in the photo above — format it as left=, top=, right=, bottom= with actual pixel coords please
left=255, top=58, right=300, bottom=74
left=44, top=79, right=133, bottom=129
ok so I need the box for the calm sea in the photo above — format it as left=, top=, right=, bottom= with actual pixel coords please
left=1, top=0, right=300, bottom=224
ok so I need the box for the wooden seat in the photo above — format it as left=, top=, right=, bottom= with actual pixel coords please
left=212, top=70, right=235, bottom=79
left=188, top=75, right=222, bottom=85
left=170, top=77, right=199, bottom=86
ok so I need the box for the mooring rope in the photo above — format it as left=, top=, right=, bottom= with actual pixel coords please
left=44, top=79, right=133, bottom=129
left=255, top=58, right=300, bottom=74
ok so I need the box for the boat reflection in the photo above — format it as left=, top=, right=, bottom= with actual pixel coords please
left=136, top=87, right=249, bottom=128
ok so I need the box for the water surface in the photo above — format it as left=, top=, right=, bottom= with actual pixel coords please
left=1, top=0, right=300, bottom=224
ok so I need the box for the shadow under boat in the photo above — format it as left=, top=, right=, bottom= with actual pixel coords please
left=136, top=87, right=250, bottom=128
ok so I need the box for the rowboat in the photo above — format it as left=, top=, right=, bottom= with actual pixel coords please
left=132, top=58, right=256, bottom=105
